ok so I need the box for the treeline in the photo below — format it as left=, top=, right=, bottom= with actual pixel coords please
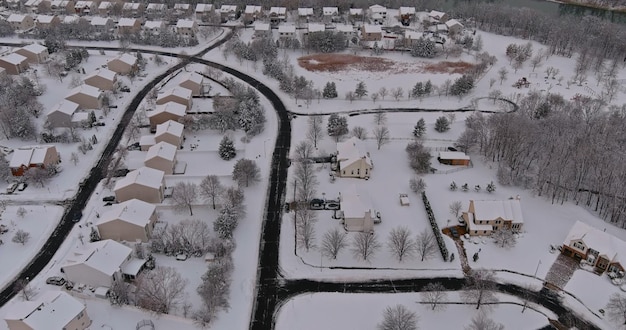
left=458, top=93, right=626, bottom=228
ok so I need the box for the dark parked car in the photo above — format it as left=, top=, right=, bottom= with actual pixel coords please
left=450, top=227, right=459, bottom=239
left=46, top=276, right=66, bottom=286
left=102, top=196, right=116, bottom=202
left=325, top=202, right=340, bottom=210
left=310, top=199, right=324, bottom=210
left=113, top=169, right=130, bottom=177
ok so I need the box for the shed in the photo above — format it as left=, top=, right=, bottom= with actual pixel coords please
left=437, top=151, right=470, bottom=166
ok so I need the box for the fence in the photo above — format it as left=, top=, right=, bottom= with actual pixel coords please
left=421, top=192, right=449, bottom=261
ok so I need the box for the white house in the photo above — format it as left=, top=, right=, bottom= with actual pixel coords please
left=336, top=137, right=373, bottom=179
left=176, top=19, right=197, bottom=37
left=306, top=23, right=325, bottom=34
left=219, top=4, right=238, bottom=22
left=340, top=185, right=375, bottom=233
left=335, top=24, right=354, bottom=38
left=61, top=239, right=136, bottom=287
left=114, top=167, right=165, bottom=203
left=278, top=24, right=296, bottom=39
left=195, top=3, right=213, bottom=16
left=445, top=19, right=464, bottom=35
left=4, top=292, right=91, bottom=330
left=243, top=5, right=262, bottom=23
left=322, top=6, right=338, bottom=22
left=143, top=20, right=165, bottom=35
left=298, top=7, right=313, bottom=22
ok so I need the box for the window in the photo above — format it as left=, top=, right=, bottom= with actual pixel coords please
left=351, top=170, right=354, bottom=175
left=365, top=169, right=368, bottom=175
left=357, top=169, right=360, bottom=175
left=572, top=242, right=585, bottom=251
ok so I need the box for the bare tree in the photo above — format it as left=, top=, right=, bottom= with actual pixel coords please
left=24, top=167, right=54, bottom=188
left=345, top=91, right=355, bottom=103
left=124, top=116, right=141, bottom=143
left=197, top=259, right=233, bottom=321
left=171, top=182, right=198, bottom=215
left=415, top=229, right=437, bottom=261
left=109, top=276, right=132, bottom=305
left=422, top=282, right=448, bottom=311
left=296, top=208, right=317, bottom=252
left=373, top=126, right=390, bottom=150
left=462, top=269, right=498, bottom=309
left=498, top=67, right=508, bottom=85
left=12, top=230, right=30, bottom=245
left=70, top=152, right=79, bottom=165
left=16, top=206, right=27, bottom=218
left=373, top=112, right=387, bottom=126
left=136, top=266, right=188, bottom=314
left=306, top=116, right=324, bottom=148
left=492, top=228, right=517, bottom=249
left=409, top=176, right=426, bottom=194
left=294, top=141, right=315, bottom=161
left=14, top=278, right=34, bottom=301
left=199, top=175, right=223, bottom=209
left=352, top=232, right=381, bottom=262
left=449, top=201, right=462, bottom=218
left=351, top=126, right=368, bottom=140
left=391, top=87, right=404, bottom=101
left=321, top=228, right=348, bottom=259
left=606, top=293, right=626, bottom=327
left=378, top=304, right=418, bottom=330
left=378, top=87, right=388, bottom=100
left=370, top=92, right=379, bottom=103
left=465, top=310, right=504, bottom=330
left=232, top=159, right=260, bottom=187
left=387, top=226, right=416, bottom=262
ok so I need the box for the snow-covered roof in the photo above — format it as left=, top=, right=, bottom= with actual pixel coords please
left=155, top=120, right=184, bottom=138
left=4, top=292, right=85, bottom=329
left=1, top=53, right=27, bottom=65
left=64, top=239, right=132, bottom=276
left=91, top=16, right=111, bottom=26
left=48, top=99, right=79, bottom=116
left=122, top=2, right=140, bottom=10
left=467, top=212, right=493, bottom=232
left=429, top=10, right=446, bottom=19
left=85, top=68, right=116, bottom=82
left=445, top=19, right=463, bottom=28
left=195, top=3, right=213, bottom=12
left=472, top=199, right=524, bottom=224
left=336, top=137, right=372, bottom=168
left=140, top=135, right=156, bottom=146
left=341, top=185, right=373, bottom=219
left=369, top=4, right=386, bottom=13
left=322, top=7, right=338, bottom=16
left=20, top=43, right=47, bottom=54
left=7, top=14, right=27, bottom=23
left=66, top=84, right=102, bottom=99
left=335, top=24, right=353, bottom=33
left=25, top=0, right=42, bottom=6
left=149, top=102, right=187, bottom=119
left=564, top=221, right=626, bottom=266
left=278, top=25, right=296, bottom=33
left=220, top=4, right=237, bottom=13
left=145, top=141, right=177, bottom=162
left=111, top=53, right=137, bottom=66
left=121, top=258, right=146, bottom=276
left=147, top=3, right=166, bottom=10
left=349, top=8, right=363, bottom=15
left=178, top=72, right=203, bottom=86
left=363, top=24, right=382, bottom=34
left=71, top=112, right=89, bottom=123
left=399, top=6, right=416, bottom=15
left=157, top=87, right=192, bottom=101
left=254, top=22, right=270, bottom=31
left=298, top=7, right=313, bottom=16
left=63, top=15, right=80, bottom=24
left=36, top=15, right=56, bottom=24
left=118, top=17, right=138, bottom=27
left=98, top=198, right=156, bottom=227
left=9, top=145, right=56, bottom=168
left=98, top=1, right=111, bottom=9
left=270, top=6, right=286, bottom=15
left=405, top=30, right=421, bottom=39
left=144, top=20, right=164, bottom=30
left=307, top=23, right=325, bottom=33
left=438, top=151, right=470, bottom=160
left=115, top=166, right=164, bottom=190
left=74, top=1, right=93, bottom=9
left=176, top=19, right=196, bottom=29
left=174, top=3, right=190, bottom=10
left=244, top=5, right=261, bottom=14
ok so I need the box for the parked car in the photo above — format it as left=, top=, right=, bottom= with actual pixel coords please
left=102, top=196, right=116, bottom=202
left=72, top=211, right=83, bottom=223
left=458, top=217, right=466, bottom=225
left=450, top=227, right=459, bottom=239
left=6, top=182, right=18, bottom=194
left=46, top=276, right=66, bottom=286
left=310, top=199, right=324, bottom=210
left=17, top=182, right=27, bottom=191
left=325, top=202, right=340, bottom=210
left=176, top=254, right=188, bottom=261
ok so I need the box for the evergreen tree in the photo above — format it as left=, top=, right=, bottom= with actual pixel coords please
left=354, top=81, right=368, bottom=99
left=413, top=118, right=426, bottom=138
left=218, top=135, right=236, bottom=160
left=411, top=82, right=424, bottom=99
left=327, top=114, right=349, bottom=141
left=323, top=81, right=338, bottom=98
left=434, top=116, right=450, bottom=133
left=424, top=80, right=433, bottom=95
left=410, top=38, right=437, bottom=58
left=213, top=205, right=238, bottom=239
left=450, top=75, right=475, bottom=96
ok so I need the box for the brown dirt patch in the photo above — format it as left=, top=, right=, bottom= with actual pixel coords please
left=297, top=53, right=475, bottom=75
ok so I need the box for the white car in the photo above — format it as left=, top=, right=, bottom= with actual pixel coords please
left=175, top=254, right=188, bottom=261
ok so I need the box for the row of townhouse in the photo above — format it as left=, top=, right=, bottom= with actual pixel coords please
left=16, top=0, right=203, bottom=17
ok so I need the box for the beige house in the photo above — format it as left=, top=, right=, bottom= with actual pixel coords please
left=146, top=3, right=167, bottom=19
left=61, top=239, right=142, bottom=287
left=562, top=220, right=626, bottom=275
left=322, top=6, right=338, bottom=22
left=156, top=87, right=192, bottom=109
left=97, top=199, right=157, bottom=242
left=139, top=135, right=156, bottom=151
left=7, top=14, right=35, bottom=31
left=4, top=291, right=91, bottom=330
left=269, top=6, right=286, bottom=25
left=340, top=185, right=375, bottom=233
left=114, top=166, right=165, bottom=203
left=117, top=17, right=141, bottom=35
left=65, top=84, right=102, bottom=109
left=175, top=19, right=197, bottom=37
left=0, top=53, right=28, bottom=75
left=143, top=20, right=165, bottom=35
left=97, top=1, right=111, bottom=15
left=122, top=2, right=144, bottom=17
left=51, top=0, right=75, bottom=14
left=428, top=10, right=448, bottom=23
left=253, top=22, right=271, bottom=38
left=306, top=23, right=325, bottom=35
left=9, top=145, right=60, bottom=176
left=73, top=1, right=96, bottom=15
left=178, top=72, right=204, bottom=96
left=336, top=137, right=373, bottom=179
left=173, top=3, right=191, bottom=16
left=155, top=120, right=184, bottom=148
left=462, top=199, right=525, bottom=236
left=148, top=102, right=186, bottom=129
left=107, top=53, right=138, bottom=75
left=91, top=16, right=114, bottom=33
left=84, top=68, right=117, bottom=90
left=24, top=0, right=44, bottom=13
left=297, top=7, right=314, bottom=23
left=361, top=24, right=382, bottom=41
left=14, top=43, right=49, bottom=64
left=195, top=3, right=213, bottom=16
left=46, top=99, right=79, bottom=128
left=144, top=141, right=177, bottom=174
left=445, top=19, right=464, bottom=35
left=219, top=4, right=238, bottom=22
left=35, top=14, right=61, bottom=29
left=335, top=24, right=354, bottom=38
left=242, top=5, right=261, bottom=24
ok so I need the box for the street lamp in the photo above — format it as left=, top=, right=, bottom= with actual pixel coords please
left=534, top=259, right=542, bottom=278
left=263, top=138, right=270, bottom=158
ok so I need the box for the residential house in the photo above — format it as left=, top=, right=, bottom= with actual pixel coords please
left=61, top=239, right=143, bottom=287
left=306, top=23, right=325, bottom=35
left=4, top=291, right=91, bottom=330
left=335, top=24, right=354, bottom=38
left=62, top=14, right=81, bottom=25
left=278, top=24, right=296, bottom=39
left=144, top=141, right=177, bottom=174
left=97, top=1, right=111, bottom=15
left=398, top=6, right=415, bottom=25
left=175, top=19, right=197, bottom=37
left=35, top=14, right=61, bottom=29
left=243, top=5, right=262, bottom=24
left=116, top=17, right=141, bottom=35
left=7, top=14, right=35, bottom=31
left=178, top=72, right=204, bottom=96
left=173, top=3, right=191, bottom=16
left=24, top=0, right=44, bottom=13
left=46, top=100, right=80, bottom=128
left=148, top=101, right=186, bottom=129
left=146, top=3, right=167, bottom=19
left=107, top=53, right=138, bottom=75
left=369, top=4, right=387, bottom=24
left=0, top=68, right=6, bottom=78
left=90, top=16, right=114, bottom=33
left=14, top=43, right=49, bottom=64
left=114, top=166, right=165, bottom=203
left=562, top=220, right=626, bottom=275
left=361, top=24, right=382, bottom=41
left=65, top=84, right=102, bottom=109
left=297, top=7, right=313, bottom=23
left=219, top=4, right=238, bottom=22
left=428, top=10, right=448, bottom=23
left=9, top=145, right=60, bottom=176
left=97, top=199, right=158, bottom=242
left=195, top=3, right=213, bottom=17
left=428, top=24, right=448, bottom=34
left=156, top=87, right=192, bottom=109
left=336, top=136, right=373, bottom=179
left=74, top=1, right=94, bottom=15
left=155, top=120, right=184, bottom=148
left=139, top=135, right=156, bottom=151
left=269, top=6, right=286, bottom=25
left=50, top=0, right=75, bottom=14
left=84, top=68, right=117, bottom=90
left=122, top=2, right=143, bottom=17
left=437, top=151, right=470, bottom=166
left=445, top=19, right=464, bottom=35
left=5, top=0, right=21, bottom=10
left=0, top=53, right=29, bottom=75
left=143, top=20, right=165, bottom=35
left=404, top=30, right=421, bottom=47
left=253, top=22, right=270, bottom=38
left=462, top=199, right=525, bottom=236
left=349, top=8, right=364, bottom=22
left=340, top=185, right=375, bottom=233
left=322, top=6, right=338, bottom=23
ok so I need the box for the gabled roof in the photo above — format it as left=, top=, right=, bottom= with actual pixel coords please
left=7, top=14, right=28, bottom=23
left=110, top=53, right=137, bottom=66
left=564, top=220, right=626, bottom=266
left=98, top=198, right=156, bottom=227
left=178, top=72, right=203, bottom=86
left=220, top=4, right=237, bottom=13
left=4, top=291, right=85, bottom=329
left=174, top=3, right=189, bottom=10
left=98, top=1, right=111, bottom=9
left=122, top=2, right=140, bottom=10
left=369, top=4, right=387, bottom=12
left=85, top=68, right=116, bottom=82
left=157, top=87, right=192, bottom=101
left=48, top=100, right=79, bottom=116
left=335, top=24, right=353, bottom=33
left=9, top=145, right=57, bottom=168
left=195, top=3, right=213, bottom=12
left=155, top=120, right=184, bottom=138
left=63, top=15, right=80, bottom=24
left=269, top=6, right=286, bottom=15
left=471, top=199, right=524, bottom=224
left=322, top=7, right=338, bottom=15
left=336, top=137, right=372, bottom=167
left=145, top=141, right=177, bottom=162
left=149, top=102, right=186, bottom=120
left=399, top=6, right=416, bottom=15
left=363, top=24, right=382, bottom=33
left=146, top=3, right=167, bottom=10
left=438, top=151, right=470, bottom=160
left=20, top=43, right=47, bottom=54
left=91, top=16, right=112, bottom=26
left=298, top=7, right=313, bottom=16
left=341, top=185, right=373, bottom=218
left=176, top=19, right=196, bottom=29
left=429, top=10, right=446, bottom=19
left=349, top=8, right=363, bottom=15
left=278, top=25, right=296, bottom=33
left=307, top=23, right=325, bottom=33
left=74, top=1, right=93, bottom=9
left=115, top=166, right=164, bottom=190
left=118, top=17, right=139, bottom=27
left=445, top=19, right=463, bottom=28
left=66, top=84, right=102, bottom=99
left=63, top=239, right=132, bottom=276
left=36, top=15, right=57, bottom=24
left=1, top=53, right=27, bottom=65
left=244, top=5, right=261, bottom=14
left=254, top=22, right=270, bottom=31
left=144, top=20, right=165, bottom=30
